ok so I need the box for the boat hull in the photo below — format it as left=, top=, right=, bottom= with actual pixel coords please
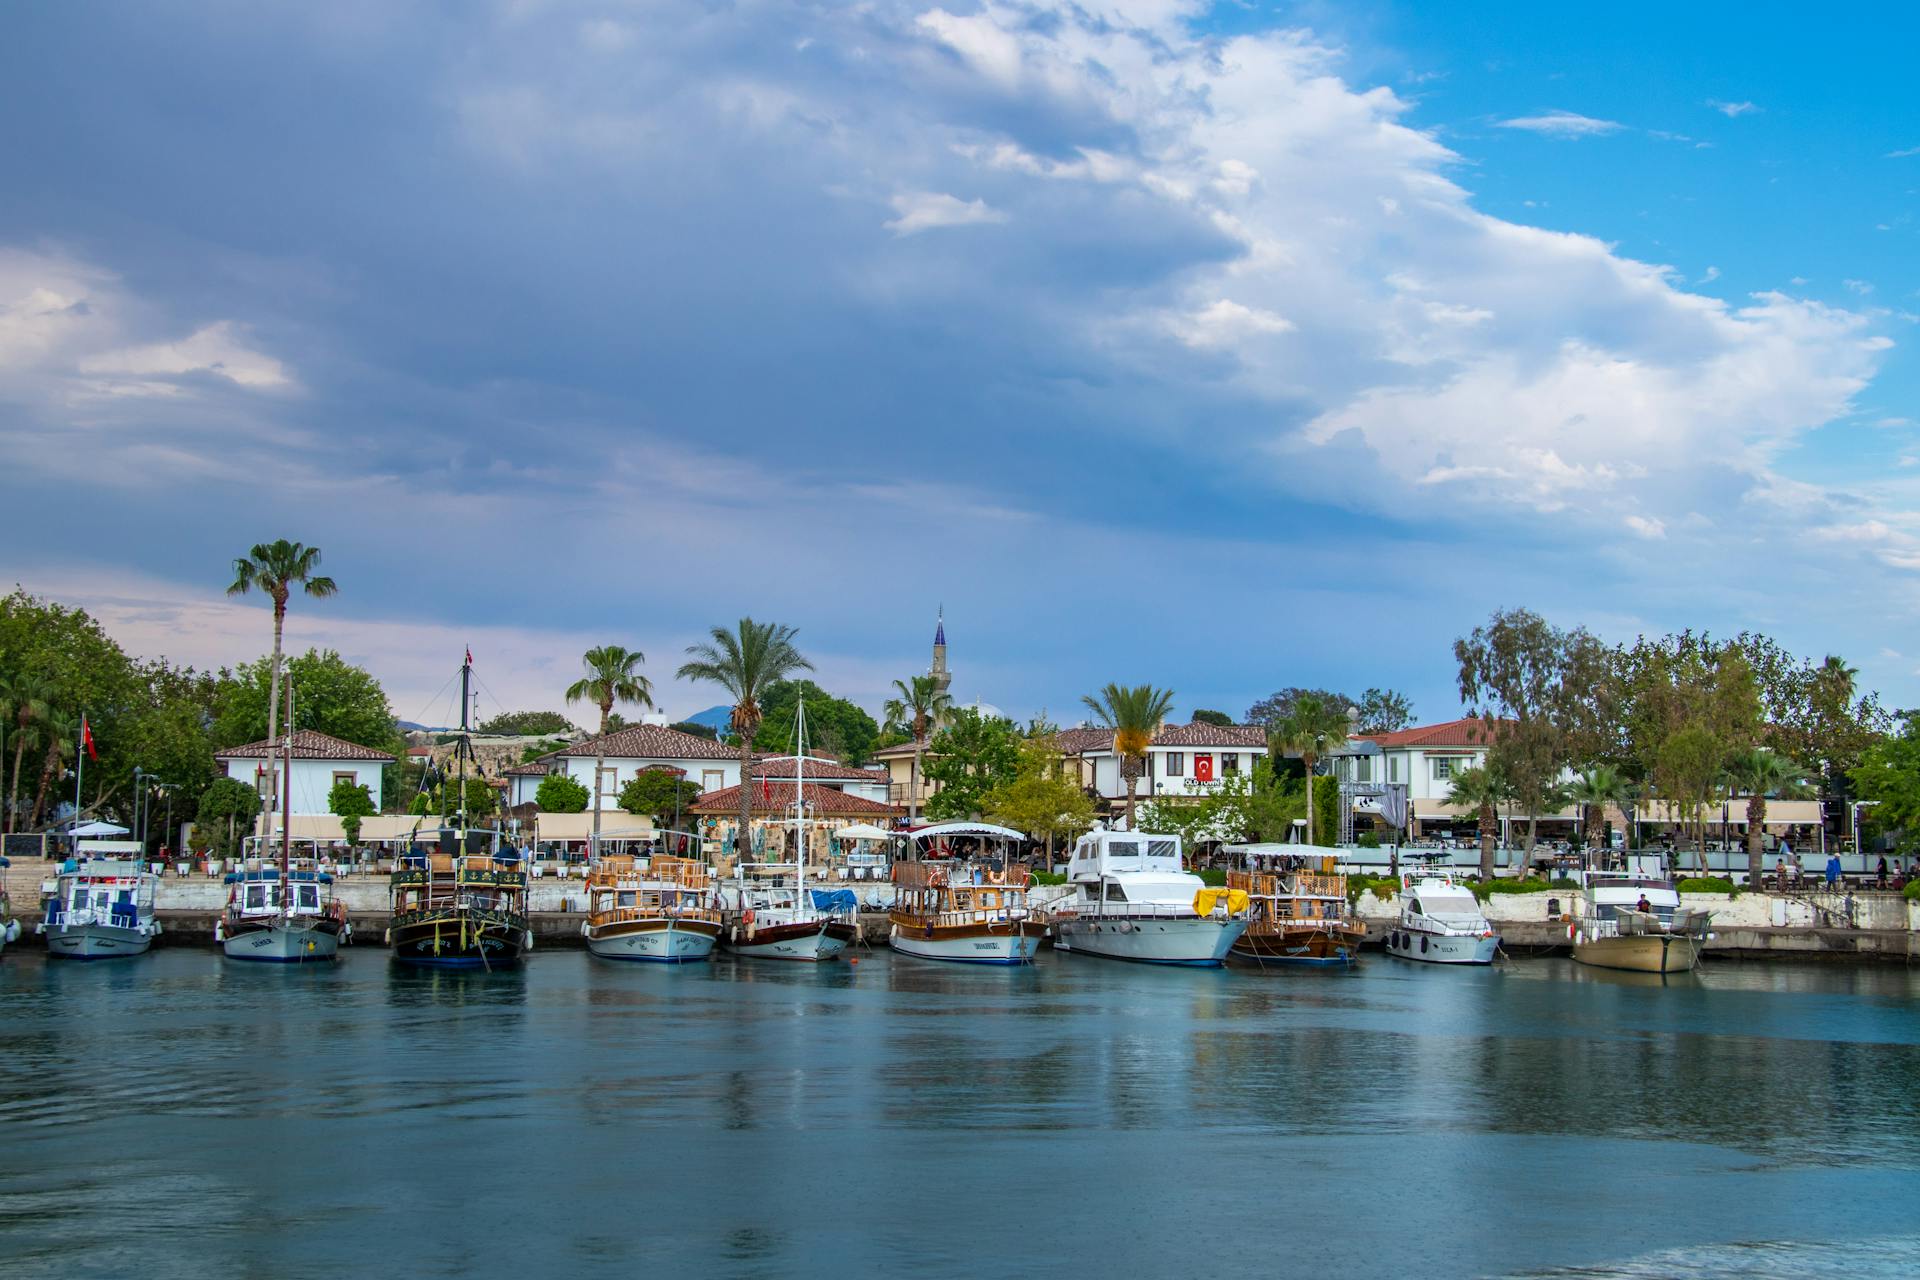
left=1385, top=928, right=1499, bottom=966
left=221, top=917, right=343, bottom=963
left=726, top=919, right=855, bottom=962
left=889, top=920, right=1038, bottom=965
left=388, top=912, right=531, bottom=967
left=1052, top=916, right=1247, bottom=966
left=1573, top=933, right=1699, bottom=974
left=586, top=918, right=722, bottom=963
left=1231, top=925, right=1365, bottom=968
left=43, top=922, right=156, bottom=960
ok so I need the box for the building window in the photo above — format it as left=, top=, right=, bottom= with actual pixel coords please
left=1222, top=753, right=1239, bottom=774
left=1356, top=756, right=1371, bottom=782
left=702, top=770, right=724, bottom=792
left=1388, top=756, right=1399, bottom=783
left=1166, top=752, right=1184, bottom=777
left=1433, top=758, right=1453, bottom=781
left=333, top=771, right=355, bottom=788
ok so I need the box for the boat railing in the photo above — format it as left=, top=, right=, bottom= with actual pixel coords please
left=588, top=903, right=722, bottom=927
left=891, top=904, right=1031, bottom=928
left=1050, top=900, right=1236, bottom=921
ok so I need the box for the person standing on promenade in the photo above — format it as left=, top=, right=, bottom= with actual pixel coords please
left=1825, top=853, right=1842, bottom=889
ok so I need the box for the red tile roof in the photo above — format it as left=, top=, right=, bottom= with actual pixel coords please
left=1056, top=722, right=1268, bottom=753
left=215, top=729, right=395, bottom=762
left=1361, top=718, right=1505, bottom=749
left=553, top=724, right=741, bottom=761
left=689, top=781, right=904, bottom=818
left=754, top=755, right=887, bottom=782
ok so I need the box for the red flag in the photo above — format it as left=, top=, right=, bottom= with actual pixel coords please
left=760, top=775, right=772, bottom=805
left=465, top=646, right=474, bottom=666
left=1194, top=753, right=1214, bottom=782
left=82, top=716, right=98, bottom=761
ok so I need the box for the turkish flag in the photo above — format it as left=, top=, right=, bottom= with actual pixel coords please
left=82, top=716, right=98, bottom=761
left=1194, top=753, right=1214, bottom=782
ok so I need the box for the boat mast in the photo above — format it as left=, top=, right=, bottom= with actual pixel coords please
left=795, top=695, right=806, bottom=902
left=457, top=650, right=471, bottom=850
left=281, top=673, right=294, bottom=902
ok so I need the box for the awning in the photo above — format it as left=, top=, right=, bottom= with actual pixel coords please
left=904, top=821, right=1026, bottom=843
left=833, top=823, right=894, bottom=841
left=68, top=820, right=130, bottom=836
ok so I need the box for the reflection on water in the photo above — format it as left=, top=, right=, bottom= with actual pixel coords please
left=1508, top=1234, right=1920, bottom=1278
left=0, top=950, right=1915, bottom=1279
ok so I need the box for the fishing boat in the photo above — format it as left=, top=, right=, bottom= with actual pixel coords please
left=37, top=850, right=163, bottom=959
left=217, top=855, right=348, bottom=963
left=1570, top=851, right=1710, bottom=974
left=889, top=821, right=1039, bottom=965
left=720, top=697, right=858, bottom=962
left=1223, top=844, right=1367, bottom=968
left=1049, top=825, right=1248, bottom=966
left=1384, top=854, right=1499, bottom=965
left=583, top=853, right=723, bottom=963
left=0, top=856, right=19, bottom=954
left=385, top=650, right=532, bottom=967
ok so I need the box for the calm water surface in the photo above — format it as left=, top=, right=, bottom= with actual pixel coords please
left=1, top=948, right=1916, bottom=1279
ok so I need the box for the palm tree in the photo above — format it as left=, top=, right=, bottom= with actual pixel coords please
left=1566, top=765, right=1631, bottom=852
left=226, top=540, right=338, bottom=831
left=883, top=674, right=951, bottom=822
left=564, top=645, right=653, bottom=855
left=677, top=619, right=812, bottom=860
left=29, top=708, right=77, bottom=829
left=1080, top=683, right=1176, bottom=830
left=1269, top=693, right=1354, bottom=847
left=1446, top=764, right=1505, bottom=880
left=1725, top=748, right=1808, bottom=884
left=3, top=672, right=54, bottom=833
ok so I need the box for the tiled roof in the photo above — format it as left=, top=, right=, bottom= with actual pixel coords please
left=1056, top=722, right=1268, bottom=753
left=689, top=781, right=904, bottom=818
left=216, top=729, right=395, bottom=762
left=553, top=724, right=741, bottom=761
left=866, top=739, right=929, bottom=759
left=504, top=761, right=551, bottom=777
left=1361, top=717, right=1505, bottom=749
left=754, top=755, right=887, bottom=782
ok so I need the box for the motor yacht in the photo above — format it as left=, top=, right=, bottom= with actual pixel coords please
left=1050, top=825, right=1246, bottom=966
left=1384, top=855, right=1498, bottom=965
left=1570, top=851, right=1710, bottom=974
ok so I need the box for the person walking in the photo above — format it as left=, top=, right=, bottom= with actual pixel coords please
left=1825, top=852, right=1842, bottom=889
left=1876, top=855, right=1889, bottom=888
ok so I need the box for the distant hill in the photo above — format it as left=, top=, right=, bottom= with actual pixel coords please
left=682, top=705, right=735, bottom=732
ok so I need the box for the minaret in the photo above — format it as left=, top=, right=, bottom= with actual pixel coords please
left=930, top=607, right=950, bottom=699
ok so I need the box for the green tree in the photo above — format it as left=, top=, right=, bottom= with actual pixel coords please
left=520, top=738, right=569, bottom=763
left=882, top=673, right=952, bottom=821
left=1268, top=693, right=1351, bottom=851
left=924, top=709, right=1025, bottom=821
left=1355, top=687, right=1414, bottom=735
left=1724, top=748, right=1810, bottom=881
left=2, top=671, right=54, bottom=833
left=1566, top=764, right=1631, bottom=851
left=617, top=768, right=704, bottom=826
left=479, top=709, right=575, bottom=735
left=1445, top=764, right=1506, bottom=879
left=225, top=540, right=337, bottom=834
left=0, top=591, right=145, bottom=821
left=1080, top=683, right=1176, bottom=830
left=677, top=619, right=812, bottom=858
left=756, top=679, right=882, bottom=764
left=1190, top=709, right=1233, bottom=728
left=1617, top=633, right=1763, bottom=865
left=213, top=649, right=399, bottom=753
left=1311, top=774, right=1340, bottom=846
left=1246, top=686, right=1351, bottom=728
left=535, top=772, right=590, bottom=813
left=668, top=720, right=719, bottom=741
left=328, top=777, right=377, bottom=846
left=983, top=733, right=1094, bottom=855
left=565, top=645, right=653, bottom=854
left=1853, top=713, right=1920, bottom=854
left=195, top=777, right=261, bottom=861
left=415, top=777, right=496, bottom=820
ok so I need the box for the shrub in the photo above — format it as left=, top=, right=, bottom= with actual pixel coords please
left=1357, top=832, right=1380, bottom=849
left=1030, top=870, right=1067, bottom=886
left=1904, top=880, right=1919, bottom=902
left=1677, top=876, right=1739, bottom=897
left=1346, top=874, right=1400, bottom=903
left=535, top=773, right=590, bottom=813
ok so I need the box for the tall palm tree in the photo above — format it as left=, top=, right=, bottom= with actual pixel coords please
left=677, top=619, right=812, bottom=860
left=29, top=708, right=78, bottom=829
left=564, top=645, right=653, bottom=855
left=1446, top=764, right=1505, bottom=880
left=883, top=673, right=951, bottom=822
left=3, top=672, right=55, bottom=833
left=1080, top=683, right=1175, bottom=831
left=1725, top=748, right=1808, bottom=884
left=1269, top=693, right=1353, bottom=847
left=226, top=540, right=338, bottom=830
left=1566, top=765, right=1631, bottom=852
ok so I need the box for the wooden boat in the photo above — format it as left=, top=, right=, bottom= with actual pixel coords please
left=217, top=859, right=348, bottom=963
left=583, top=854, right=723, bottom=963
left=889, top=821, right=1038, bottom=965
left=1224, top=846, right=1366, bottom=968
left=1570, top=852, right=1709, bottom=974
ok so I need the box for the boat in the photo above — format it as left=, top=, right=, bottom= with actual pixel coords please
left=583, top=852, right=723, bottom=963
left=1223, top=844, right=1367, bottom=968
left=385, top=650, right=533, bottom=967
left=0, top=855, right=19, bottom=954
left=889, top=821, right=1039, bottom=965
left=1570, top=851, right=1710, bottom=974
left=1383, top=855, right=1499, bottom=965
left=217, top=854, right=348, bottom=963
left=1049, top=824, right=1248, bottom=966
left=37, top=850, right=163, bottom=959
left=720, top=696, right=858, bottom=962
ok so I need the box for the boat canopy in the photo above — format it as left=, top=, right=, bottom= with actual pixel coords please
left=833, top=823, right=894, bottom=841
left=906, top=821, right=1026, bottom=843
left=809, top=888, right=858, bottom=912
left=223, top=869, right=333, bottom=884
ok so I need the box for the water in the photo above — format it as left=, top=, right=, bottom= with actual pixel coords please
left=1, top=950, right=1916, bottom=1279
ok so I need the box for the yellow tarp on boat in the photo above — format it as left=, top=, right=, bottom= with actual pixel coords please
left=1193, top=888, right=1249, bottom=916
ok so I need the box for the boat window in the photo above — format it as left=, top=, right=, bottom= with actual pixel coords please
left=1408, top=899, right=1422, bottom=915
left=1104, top=883, right=1128, bottom=902
left=617, top=891, right=636, bottom=907
left=1107, top=840, right=1139, bottom=859
left=297, top=885, right=320, bottom=910
left=981, top=891, right=999, bottom=908
left=245, top=885, right=269, bottom=910
left=1147, top=840, right=1176, bottom=860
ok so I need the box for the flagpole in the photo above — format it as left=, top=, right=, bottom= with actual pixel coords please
left=73, top=713, right=86, bottom=829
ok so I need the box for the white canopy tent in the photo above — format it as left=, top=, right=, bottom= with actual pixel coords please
left=68, top=820, right=130, bottom=837
left=833, top=823, right=894, bottom=841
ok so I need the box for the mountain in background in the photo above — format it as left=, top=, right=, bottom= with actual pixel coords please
left=681, top=705, right=734, bottom=733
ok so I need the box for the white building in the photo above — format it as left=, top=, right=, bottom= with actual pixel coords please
left=1058, top=721, right=1270, bottom=803
left=215, top=729, right=393, bottom=815
left=505, top=723, right=747, bottom=809
left=1327, top=717, right=1499, bottom=803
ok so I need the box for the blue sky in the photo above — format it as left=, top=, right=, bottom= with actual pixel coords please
left=1, top=1, right=1915, bottom=729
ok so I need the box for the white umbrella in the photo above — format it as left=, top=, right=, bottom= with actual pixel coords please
left=69, top=820, right=130, bottom=837
left=833, top=823, right=893, bottom=841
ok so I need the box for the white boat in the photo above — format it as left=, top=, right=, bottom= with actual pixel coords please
left=1050, top=825, right=1247, bottom=966
left=583, top=853, right=723, bottom=963
left=1384, top=857, right=1498, bottom=965
left=721, top=697, right=857, bottom=963
left=1571, top=852, right=1711, bottom=975
left=216, top=854, right=347, bottom=963
left=889, top=821, right=1040, bottom=965
left=1, top=855, right=18, bottom=954
left=38, top=852, right=163, bottom=959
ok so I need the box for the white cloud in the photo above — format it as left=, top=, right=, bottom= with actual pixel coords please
left=1625, top=514, right=1667, bottom=539
left=1707, top=100, right=1760, bottom=118
left=1497, top=110, right=1623, bottom=138
left=1886, top=146, right=1920, bottom=159
left=1844, top=279, right=1874, bottom=295
left=883, top=191, right=1007, bottom=235
left=1168, top=298, right=1294, bottom=348
left=1700, top=266, right=1721, bottom=283
left=79, top=320, right=291, bottom=391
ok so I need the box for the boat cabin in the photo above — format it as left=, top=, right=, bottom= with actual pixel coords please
left=586, top=855, right=718, bottom=927
left=891, top=860, right=1032, bottom=924
left=226, top=866, right=334, bottom=919
left=44, top=857, right=156, bottom=929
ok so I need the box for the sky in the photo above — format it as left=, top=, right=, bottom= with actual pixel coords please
left=2, top=0, right=1916, bottom=731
